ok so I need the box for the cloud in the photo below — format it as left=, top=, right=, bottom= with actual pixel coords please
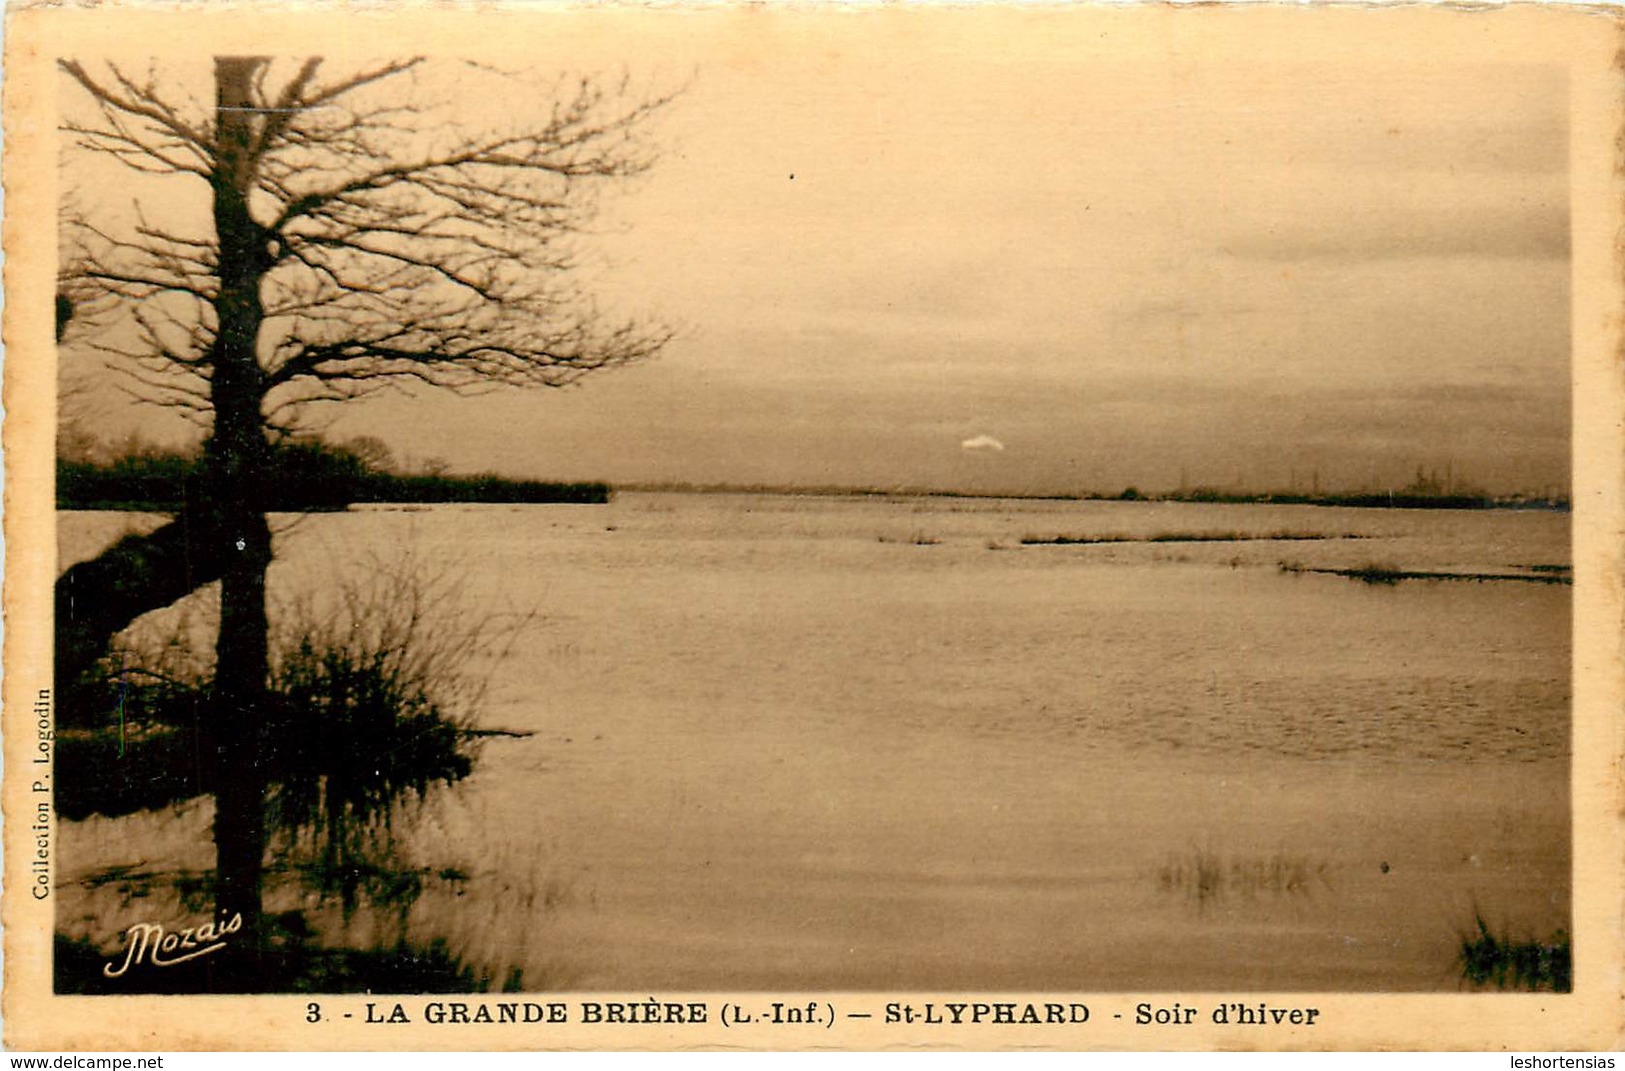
left=961, top=434, right=1005, bottom=453
left=1219, top=195, right=1568, bottom=264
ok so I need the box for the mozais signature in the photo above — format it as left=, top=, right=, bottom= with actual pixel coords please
left=102, top=912, right=243, bottom=978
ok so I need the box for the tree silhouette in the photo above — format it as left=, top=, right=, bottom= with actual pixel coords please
left=59, top=54, right=672, bottom=981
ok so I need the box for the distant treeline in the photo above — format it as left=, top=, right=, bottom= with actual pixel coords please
left=58, top=438, right=608, bottom=511
left=1152, top=488, right=1566, bottom=511
left=621, top=480, right=1568, bottom=512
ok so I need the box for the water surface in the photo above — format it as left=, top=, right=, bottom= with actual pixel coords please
left=58, top=493, right=1571, bottom=990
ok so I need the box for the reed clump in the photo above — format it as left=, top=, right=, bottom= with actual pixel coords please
left=1458, top=915, right=1571, bottom=992
left=1023, top=530, right=1355, bottom=547
left=54, top=553, right=537, bottom=993
left=1157, top=848, right=1328, bottom=905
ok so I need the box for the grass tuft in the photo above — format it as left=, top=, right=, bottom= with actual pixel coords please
left=54, top=552, right=542, bottom=992
left=1333, top=562, right=1406, bottom=586
left=1157, top=848, right=1328, bottom=906
left=1023, top=530, right=1358, bottom=547
left=877, top=532, right=941, bottom=546
left=1279, top=562, right=1573, bottom=586
left=1458, top=915, right=1571, bottom=992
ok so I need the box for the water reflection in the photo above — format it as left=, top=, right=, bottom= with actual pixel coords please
left=55, top=494, right=1572, bottom=992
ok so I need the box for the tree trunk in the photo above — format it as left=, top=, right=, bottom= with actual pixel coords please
left=210, top=510, right=271, bottom=980
left=55, top=509, right=229, bottom=700
left=207, top=56, right=275, bottom=985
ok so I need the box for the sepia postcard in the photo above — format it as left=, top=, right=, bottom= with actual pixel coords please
left=3, top=0, right=1622, bottom=1053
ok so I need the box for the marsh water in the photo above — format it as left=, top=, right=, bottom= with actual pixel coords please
left=58, top=492, right=1571, bottom=991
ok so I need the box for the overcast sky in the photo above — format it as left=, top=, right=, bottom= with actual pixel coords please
left=66, top=14, right=1572, bottom=496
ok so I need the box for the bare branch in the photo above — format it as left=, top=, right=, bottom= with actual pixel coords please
left=59, top=60, right=214, bottom=172
left=61, top=55, right=677, bottom=441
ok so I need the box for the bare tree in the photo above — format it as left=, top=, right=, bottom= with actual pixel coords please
left=59, top=54, right=672, bottom=979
